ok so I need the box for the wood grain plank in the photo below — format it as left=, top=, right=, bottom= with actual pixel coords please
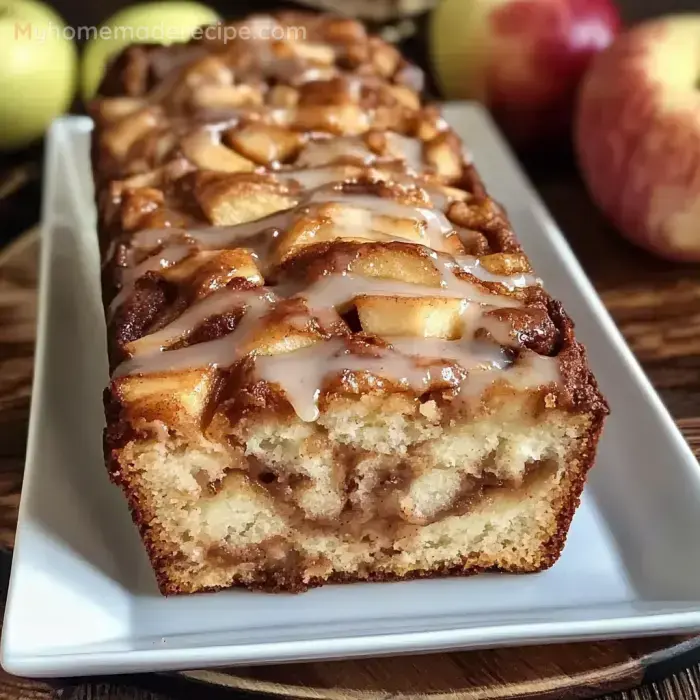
left=0, top=670, right=50, bottom=700
left=0, top=230, right=36, bottom=467
left=59, top=686, right=171, bottom=700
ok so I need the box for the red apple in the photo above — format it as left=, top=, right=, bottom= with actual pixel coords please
left=576, top=15, right=700, bottom=261
left=430, top=0, right=622, bottom=147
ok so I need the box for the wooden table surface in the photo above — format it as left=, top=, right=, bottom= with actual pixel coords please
left=1, top=0, right=700, bottom=697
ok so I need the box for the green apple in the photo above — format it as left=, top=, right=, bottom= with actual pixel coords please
left=0, top=0, right=77, bottom=150
left=82, top=1, right=220, bottom=100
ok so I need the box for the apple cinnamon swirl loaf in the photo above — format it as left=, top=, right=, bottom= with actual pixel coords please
left=92, top=12, right=608, bottom=594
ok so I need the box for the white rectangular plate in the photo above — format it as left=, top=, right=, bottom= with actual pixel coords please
left=4, top=105, right=700, bottom=678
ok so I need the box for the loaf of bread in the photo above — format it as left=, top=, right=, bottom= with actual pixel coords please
left=91, top=12, right=608, bottom=594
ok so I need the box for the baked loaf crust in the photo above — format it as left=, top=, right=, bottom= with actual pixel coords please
left=92, top=12, right=609, bottom=595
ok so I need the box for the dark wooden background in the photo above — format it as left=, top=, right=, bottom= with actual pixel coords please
left=2, top=0, right=700, bottom=698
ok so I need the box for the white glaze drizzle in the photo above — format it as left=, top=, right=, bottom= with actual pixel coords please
left=113, top=249, right=558, bottom=421
left=292, top=66, right=338, bottom=85
left=124, top=287, right=277, bottom=357
left=253, top=334, right=561, bottom=423
left=116, top=174, right=464, bottom=269
left=129, top=210, right=290, bottom=255
left=113, top=244, right=525, bottom=372
left=108, top=244, right=192, bottom=317
left=254, top=338, right=512, bottom=422
left=297, top=270, right=519, bottom=313
left=268, top=106, right=372, bottom=133
left=450, top=255, right=541, bottom=290
left=457, top=349, right=559, bottom=400
left=295, top=136, right=374, bottom=168
left=122, top=188, right=462, bottom=271
left=385, top=132, right=424, bottom=173
left=307, top=191, right=456, bottom=253
left=114, top=288, right=276, bottom=377
left=280, top=166, right=362, bottom=190
left=294, top=132, right=426, bottom=172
